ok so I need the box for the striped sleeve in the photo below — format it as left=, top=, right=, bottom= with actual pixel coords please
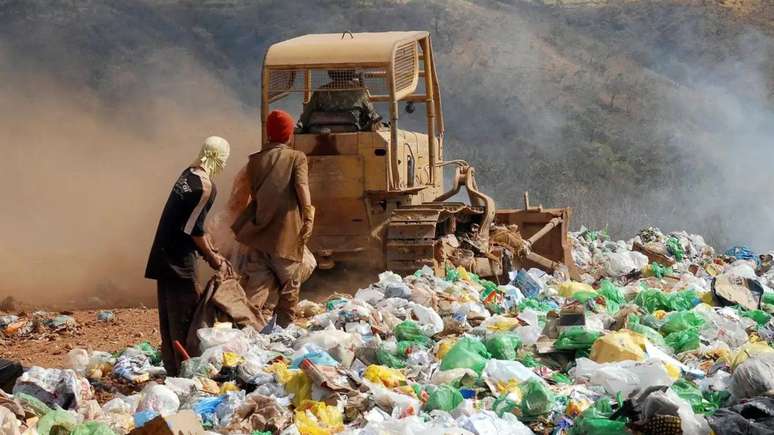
left=183, top=171, right=213, bottom=236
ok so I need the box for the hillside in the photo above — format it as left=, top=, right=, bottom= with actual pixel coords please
left=0, top=0, right=772, bottom=303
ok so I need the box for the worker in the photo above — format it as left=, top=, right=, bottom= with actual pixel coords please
left=232, top=110, right=314, bottom=328
left=145, top=136, right=230, bottom=376
left=298, top=69, right=381, bottom=132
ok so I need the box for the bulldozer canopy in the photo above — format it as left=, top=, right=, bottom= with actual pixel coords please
left=265, top=31, right=428, bottom=67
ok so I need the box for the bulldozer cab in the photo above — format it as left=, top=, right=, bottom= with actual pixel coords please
left=262, top=32, right=445, bottom=262
left=261, top=31, right=575, bottom=280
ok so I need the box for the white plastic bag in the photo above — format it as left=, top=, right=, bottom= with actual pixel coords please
left=571, top=358, right=673, bottom=397
left=66, top=349, right=89, bottom=375
left=137, top=383, right=180, bottom=416
left=407, top=302, right=444, bottom=335
left=0, top=407, right=21, bottom=435
left=457, top=411, right=535, bottom=435
left=197, top=327, right=246, bottom=352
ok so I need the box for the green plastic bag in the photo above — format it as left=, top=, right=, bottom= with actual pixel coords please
left=424, top=384, right=464, bottom=412
left=660, top=311, right=705, bottom=335
left=376, top=347, right=406, bottom=368
left=518, top=298, right=554, bottom=313
left=703, top=390, right=730, bottom=414
left=554, top=326, right=601, bottom=351
left=739, top=309, right=772, bottom=326
left=626, top=314, right=667, bottom=347
left=517, top=352, right=541, bottom=368
left=665, top=290, right=700, bottom=311
left=667, top=237, right=685, bottom=261
left=492, top=395, right=518, bottom=417
left=484, top=333, right=522, bottom=360
left=551, top=372, right=572, bottom=385
left=393, top=321, right=433, bottom=347
left=635, top=288, right=669, bottom=313
left=37, top=410, right=78, bottom=435
left=446, top=267, right=459, bottom=282
left=72, top=422, right=117, bottom=435
left=571, top=290, right=598, bottom=304
left=134, top=341, right=162, bottom=366
left=671, top=379, right=713, bottom=414
left=569, top=396, right=628, bottom=435
left=763, top=292, right=774, bottom=305
left=598, top=280, right=625, bottom=313
left=519, top=378, right=554, bottom=417
left=651, top=262, right=674, bottom=278
left=665, top=328, right=700, bottom=353
left=440, top=337, right=490, bottom=374
left=15, top=392, right=52, bottom=416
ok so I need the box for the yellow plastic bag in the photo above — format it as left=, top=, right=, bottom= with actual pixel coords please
left=222, top=352, right=244, bottom=368
left=457, top=266, right=472, bottom=282
left=730, top=342, right=774, bottom=370
left=363, top=365, right=406, bottom=388
left=267, top=362, right=311, bottom=406
left=492, top=379, right=523, bottom=402
left=295, top=400, right=344, bottom=435
left=558, top=281, right=596, bottom=298
left=220, top=381, right=240, bottom=394
left=590, top=331, right=646, bottom=363
left=436, top=338, right=458, bottom=359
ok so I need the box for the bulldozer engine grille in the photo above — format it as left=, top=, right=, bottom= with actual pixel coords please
left=267, top=68, right=390, bottom=98
left=393, top=41, right=418, bottom=93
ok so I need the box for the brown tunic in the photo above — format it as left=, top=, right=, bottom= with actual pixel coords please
left=232, top=143, right=309, bottom=261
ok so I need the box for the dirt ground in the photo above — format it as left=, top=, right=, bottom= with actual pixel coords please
left=0, top=308, right=161, bottom=368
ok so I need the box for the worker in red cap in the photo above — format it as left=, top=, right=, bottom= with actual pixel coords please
left=232, top=110, right=314, bottom=328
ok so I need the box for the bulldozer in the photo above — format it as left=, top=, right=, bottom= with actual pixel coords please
left=261, top=31, right=575, bottom=283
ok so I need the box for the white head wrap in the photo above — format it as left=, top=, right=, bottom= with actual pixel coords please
left=193, top=136, right=230, bottom=177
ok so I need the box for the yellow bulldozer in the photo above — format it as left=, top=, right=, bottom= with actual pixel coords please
left=261, top=31, right=575, bottom=283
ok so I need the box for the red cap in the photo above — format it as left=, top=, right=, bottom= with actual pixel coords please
left=266, top=110, right=295, bottom=144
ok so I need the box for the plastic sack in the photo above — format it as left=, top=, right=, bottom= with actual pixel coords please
left=483, top=359, right=540, bottom=396
left=0, top=407, right=21, bottom=435
left=393, top=321, right=433, bottom=347
left=376, top=347, right=407, bottom=369
left=424, top=384, right=464, bottom=412
left=71, top=422, right=117, bottom=435
left=739, top=308, right=772, bottom=326
left=599, top=250, right=648, bottom=277
left=15, top=392, right=53, bottom=416
left=590, top=331, right=646, bottom=363
left=458, top=410, right=535, bottom=435
left=598, top=280, right=625, bottom=313
left=407, top=302, right=444, bottom=336
left=137, top=383, right=180, bottom=416
left=660, top=311, right=705, bottom=335
left=134, top=342, right=162, bottom=366
left=483, top=333, right=522, bottom=360
left=730, top=353, right=774, bottom=401
left=571, top=290, right=598, bottom=303
left=569, top=397, right=627, bottom=435
left=729, top=342, right=774, bottom=369
left=554, top=326, right=601, bottom=351
left=37, top=410, right=78, bottom=435
left=626, top=314, right=667, bottom=347
left=635, top=288, right=670, bottom=313
left=294, top=400, right=344, bottom=435
left=571, top=357, right=673, bottom=397
left=666, top=236, right=685, bottom=261
left=559, top=281, right=595, bottom=298
left=671, top=379, right=715, bottom=414
left=197, top=327, right=245, bottom=352
left=519, top=378, right=554, bottom=417
left=665, top=328, right=700, bottom=353
left=665, top=290, right=700, bottom=311
left=363, top=365, right=406, bottom=388
left=440, top=337, right=491, bottom=375
left=492, top=395, right=518, bottom=417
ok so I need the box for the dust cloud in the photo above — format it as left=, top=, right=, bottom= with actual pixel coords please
left=0, top=46, right=258, bottom=308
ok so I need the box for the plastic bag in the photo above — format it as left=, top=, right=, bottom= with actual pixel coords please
left=598, top=280, right=625, bottom=313
left=424, top=384, right=464, bottom=412
left=671, top=379, right=715, bottom=414
left=571, top=290, right=598, bottom=303
left=665, top=290, right=700, bottom=311
left=458, top=410, right=535, bottom=435
left=492, top=395, right=518, bottom=417
left=71, top=422, right=117, bottom=435
left=569, top=397, right=627, bottom=435
left=626, top=314, right=667, bottom=347
left=554, top=326, right=601, bottom=351
left=729, top=342, right=774, bottom=369
left=571, top=358, right=673, bottom=397
left=660, top=311, right=705, bottom=335
left=393, top=321, right=433, bottom=347
left=133, top=342, right=162, bottom=366
left=730, top=353, right=774, bottom=401
left=440, top=337, right=491, bottom=375
left=590, top=331, right=646, bottom=363
left=37, top=410, right=78, bottom=435
left=137, top=383, right=180, bottom=416
left=483, top=333, right=522, bottom=360
left=665, top=328, right=700, bottom=353
left=739, top=308, right=771, bottom=326
left=558, top=281, right=595, bottom=298
left=635, top=288, right=670, bottom=313
left=363, top=365, right=406, bottom=388
left=376, top=347, right=407, bottom=369
left=294, top=400, right=344, bottom=435
left=666, top=236, right=685, bottom=261
left=519, top=378, right=554, bottom=417
left=0, top=407, right=21, bottom=435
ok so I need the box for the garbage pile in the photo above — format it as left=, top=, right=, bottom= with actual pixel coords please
left=1, top=312, right=78, bottom=338
left=3, top=226, right=774, bottom=434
